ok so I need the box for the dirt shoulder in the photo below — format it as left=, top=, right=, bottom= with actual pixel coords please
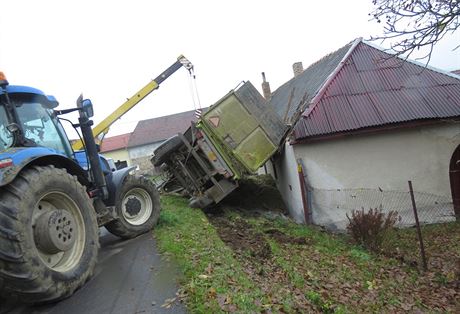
left=155, top=176, right=459, bottom=313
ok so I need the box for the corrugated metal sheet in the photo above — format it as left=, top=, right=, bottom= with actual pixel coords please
left=293, top=41, right=460, bottom=140
left=346, top=94, right=383, bottom=127
left=423, top=85, right=460, bottom=117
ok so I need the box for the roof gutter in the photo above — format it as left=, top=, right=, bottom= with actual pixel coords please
left=304, top=37, right=362, bottom=117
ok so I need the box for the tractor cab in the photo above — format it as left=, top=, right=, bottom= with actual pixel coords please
left=0, top=73, right=73, bottom=157
left=0, top=69, right=161, bottom=303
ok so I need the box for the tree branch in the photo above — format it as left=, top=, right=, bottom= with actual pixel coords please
left=369, top=0, right=460, bottom=64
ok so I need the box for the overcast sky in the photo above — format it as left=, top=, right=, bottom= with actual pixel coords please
left=1, top=0, right=459, bottom=138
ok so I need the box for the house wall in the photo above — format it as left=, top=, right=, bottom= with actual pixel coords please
left=266, top=142, right=305, bottom=223
left=102, top=149, right=131, bottom=167
left=275, top=122, right=460, bottom=230
left=128, top=142, right=163, bottom=175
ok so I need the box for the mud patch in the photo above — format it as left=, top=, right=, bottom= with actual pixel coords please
left=264, top=228, right=309, bottom=245
left=222, top=175, right=287, bottom=213
left=209, top=216, right=271, bottom=260
left=207, top=212, right=317, bottom=312
left=207, top=175, right=305, bottom=260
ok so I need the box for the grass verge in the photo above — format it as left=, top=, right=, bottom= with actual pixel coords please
left=154, top=195, right=267, bottom=313
left=154, top=195, right=459, bottom=313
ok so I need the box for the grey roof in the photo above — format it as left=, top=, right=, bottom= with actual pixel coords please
left=268, top=41, right=353, bottom=123
left=127, top=109, right=206, bottom=148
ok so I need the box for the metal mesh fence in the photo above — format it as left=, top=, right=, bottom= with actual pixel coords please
left=309, top=186, right=455, bottom=231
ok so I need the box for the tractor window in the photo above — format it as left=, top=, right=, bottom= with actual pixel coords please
left=16, top=102, right=68, bottom=154
left=0, top=105, right=13, bottom=150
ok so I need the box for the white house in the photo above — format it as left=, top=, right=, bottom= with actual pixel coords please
left=265, top=38, right=460, bottom=230
left=127, top=109, right=203, bottom=175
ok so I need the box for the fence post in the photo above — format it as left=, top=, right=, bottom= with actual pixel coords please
left=408, top=181, right=428, bottom=271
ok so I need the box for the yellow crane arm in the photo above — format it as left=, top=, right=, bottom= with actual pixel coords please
left=72, top=55, right=193, bottom=151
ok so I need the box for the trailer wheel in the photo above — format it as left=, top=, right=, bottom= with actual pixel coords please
left=151, top=135, right=183, bottom=167
left=0, top=165, right=98, bottom=303
left=105, top=175, right=160, bottom=239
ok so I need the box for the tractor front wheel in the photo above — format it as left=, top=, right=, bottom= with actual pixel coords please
left=0, top=165, right=98, bottom=303
left=105, top=175, right=160, bottom=239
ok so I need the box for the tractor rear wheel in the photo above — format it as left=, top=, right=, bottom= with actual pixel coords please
left=105, top=175, right=160, bottom=239
left=0, top=165, right=98, bottom=303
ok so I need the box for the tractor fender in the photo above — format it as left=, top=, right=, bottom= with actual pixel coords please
left=0, top=147, right=89, bottom=187
left=104, top=166, right=137, bottom=206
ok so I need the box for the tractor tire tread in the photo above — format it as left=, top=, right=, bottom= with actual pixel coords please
left=0, top=165, right=98, bottom=303
left=105, top=175, right=160, bottom=239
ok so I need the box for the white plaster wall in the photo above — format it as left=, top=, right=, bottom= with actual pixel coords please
left=275, top=122, right=460, bottom=229
left=296, top=123, right=459, bottom=194
left=263, top=159, right=275, bottom=177
left=267, top=141, right=305, bottom=223
left=128, top=142, right=162, bottom=160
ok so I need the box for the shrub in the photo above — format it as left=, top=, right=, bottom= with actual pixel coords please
left=346, top=207, right=400, bottom=252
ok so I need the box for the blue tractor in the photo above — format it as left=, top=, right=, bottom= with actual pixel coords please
left=0, top=73, right=160, bottom=303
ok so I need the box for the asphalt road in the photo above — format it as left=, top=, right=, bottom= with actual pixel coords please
left=0, top=229, right=187, bottom=314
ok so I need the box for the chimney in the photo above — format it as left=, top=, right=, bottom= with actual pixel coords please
left=261, top=72, right=271, bottom=100
left=292, top=62, right=303, bottom=77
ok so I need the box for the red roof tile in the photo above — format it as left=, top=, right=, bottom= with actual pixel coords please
left=100, top=133, right=131, bottom=152
left=292, top=39, right=460, bottom=141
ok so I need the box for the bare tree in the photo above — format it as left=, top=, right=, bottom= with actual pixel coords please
left=370, top=0, right=460, bottom=63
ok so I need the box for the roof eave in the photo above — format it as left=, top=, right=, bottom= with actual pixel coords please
left=100, top=147, right=128, bottom=153
left=292, top=118, right=460, bottom=145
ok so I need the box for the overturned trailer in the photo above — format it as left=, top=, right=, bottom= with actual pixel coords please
left=151, top=81, right=288, bottom=208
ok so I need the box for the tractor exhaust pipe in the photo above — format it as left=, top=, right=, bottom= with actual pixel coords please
left=77, top=95, right=109, bottom=200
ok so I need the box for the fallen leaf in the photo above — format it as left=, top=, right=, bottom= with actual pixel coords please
left=208, top=287, right=217, bottom=299
left=366, top=280, right=378, bottom=290
left=217, top=294, right=227, bottom=309
left=161, top=297, right=176, bottom=308
left=205, top=263, right=214, bottom=275
left=227, top=277, right=237, bottom=285
left=401, top=302, right=413, bottom=311
left=227, top=304, right=238, bottom=312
